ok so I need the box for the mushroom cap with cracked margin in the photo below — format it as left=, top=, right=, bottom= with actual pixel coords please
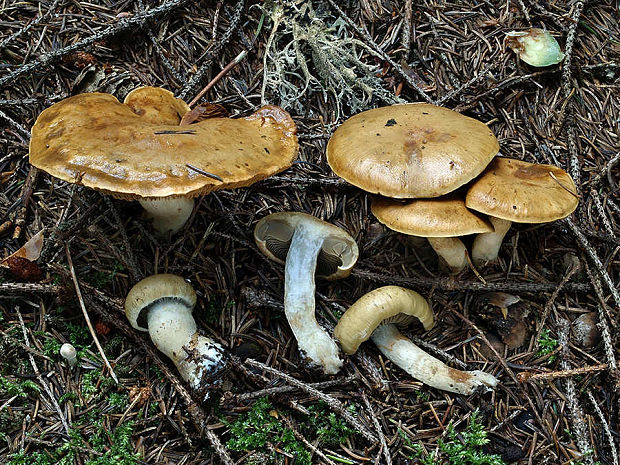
left=125, top=274, right=196, bottom=332
left=254, top=212, right=359, bottom=281
left=372, top=195, right=494, bottom=238
left=334, top=286, right=435, bottom=354
left=29, top=89, right=298, bottom=199
left=465, top=157, right=579, bottom=223
left=326, top=103, right=499, bottom=198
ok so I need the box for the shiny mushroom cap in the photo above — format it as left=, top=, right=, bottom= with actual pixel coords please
left=371, top=195, right=493, bottom=237
left=254, top=212, right=359, bottom=280
left=124, top=274, right=196, bottom=332
left=465, top=158, right=579, bottom=223
left=334, top=286, right=435, bottom=354
left=123, top=86, right=190, bottom=125
left=326, top=104, right=499, bottom=198
left=30, top=89, right=298, bottom=199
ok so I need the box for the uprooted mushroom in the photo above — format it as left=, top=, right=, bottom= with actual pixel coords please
left=125, top=274, right=225, bottom=395
left=334, top=286, right=499, bottom=394
left=254, top=212, right=359, bottom=374
left=29, top=86, right=298, bottom=234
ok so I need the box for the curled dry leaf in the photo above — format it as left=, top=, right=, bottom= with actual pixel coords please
left=179, top=103, right=229, bottom=125
left=1, top=230, right=45, bottom=266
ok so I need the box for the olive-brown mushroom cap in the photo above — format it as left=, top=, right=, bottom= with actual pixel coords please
left=125, top=274, right=196, bottom=332
left=334, top=286, right=435, bottom=355
left=465, top=158, right=578, bottom=223
left=30, top=91, right=298, bottom=199
left=326, top=104, right=499, bottom=198
left=254, top=212, right=359, bottom=280
left=123, top=87, right=190, bottom=125
left=372, top=196, right=493, bottom=237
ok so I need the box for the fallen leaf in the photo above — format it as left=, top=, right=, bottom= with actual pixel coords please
left=1, top=230, right=44, bottom=267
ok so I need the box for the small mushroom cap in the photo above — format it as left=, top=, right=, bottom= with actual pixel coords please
left=254, top=212, right=359, bottom=280
left=60, top=343, right=77, bottom=359
left=466, top=158, right=579, bottom=223
left=123, top=86, right=190, bottom=125
left=371, top=195, right=493, bottom=237
left=326, top=104, right=499, bottom=198
left=30, top=90, right=298, bottom=199
left=334, top=286, right=435, bottom=355
left=125, top=274, right=196, bottom=332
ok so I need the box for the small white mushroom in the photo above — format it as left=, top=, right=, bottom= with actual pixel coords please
left=334, top=286, right=498, bottom=395
left=60, top=343, right=78, bottom=368
left=124, top=274, right=225, bottom=392
left=254, top=212, right=359, bottom=374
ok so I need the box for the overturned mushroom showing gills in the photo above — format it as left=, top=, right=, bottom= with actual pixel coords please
left=254, top=212, right=359, bottom=374
left=371, top=196, right=493, bottom=273
left=334, top=286, right=499, bottom=394
left=30, top=87, right=298, bottom=234
left=466, top=158, right=579, bottom=266
left=125, top=274, right=225, bottom=391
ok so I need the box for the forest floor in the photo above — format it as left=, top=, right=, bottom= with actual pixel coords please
left=0, top=1, right=618, bottom=464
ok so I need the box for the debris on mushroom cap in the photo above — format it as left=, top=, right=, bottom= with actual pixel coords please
left=334, top=286, right=435, bottom=355
left=505, top=28, right=565, bottom=67
left=371, top=195, right=493, bottom=238
left=326, top=103, right=499, bottom=198
left=124, top=86, right=190, bottom=125
left=466, top=157, right=579, bottom=223
left=29, top=90, right=298, bottom=199
left=254, top=211, right=359, bottom=280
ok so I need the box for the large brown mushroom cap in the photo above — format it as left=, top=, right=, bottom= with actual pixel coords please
left=326, top=104, right=499, bottom=198
left=465, top=158, right=578, bottom=223
left=372, top=195, right=493, bottom=237
left=30, top=91, right=298, bottom=199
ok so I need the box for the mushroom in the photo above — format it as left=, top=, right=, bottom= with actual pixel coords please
left=466, top=158, right=579, bottom=266
left=124, top=274, right=225, bottom=391
left=371, top=195, right=493, bottom=273
left=334, top=286, right=499, bottom=394
left=30, top=87, right=298, bottom=234
left=326, top=103, right=499, bottom=199
left=254, top=212, right=359, bottom=374
left=60, top=343, right=78, bottom=368
left=505, top=28, right=565, bottom=67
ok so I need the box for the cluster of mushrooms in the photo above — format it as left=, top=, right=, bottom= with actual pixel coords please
left=30, top=87, right=577, bottom=396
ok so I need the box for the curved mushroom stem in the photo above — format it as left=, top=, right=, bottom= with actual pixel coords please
left=371, top=324, right=498, bottom=394
left=147, top=299, right=224, bottom=390
left=139, top=197, right=194, bottom=235
left=427, top=237, right=468, bottom=273
left=471, top=217, right=512, bottom=266
left=284, top=223, right=343, bottom=374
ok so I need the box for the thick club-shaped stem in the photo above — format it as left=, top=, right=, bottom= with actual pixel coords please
left=371, top=324, right=498, bottom=394
left=471, top=217, right=512, bottom=266
left=146, top=299, right=224, bottom=390
left=139, top=197, right=194, bottom=235
left=284, top=224, right=343, bottom=374
left=427, top=237, right=468, bottom=273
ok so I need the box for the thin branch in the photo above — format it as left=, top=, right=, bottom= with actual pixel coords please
left=65, top=244, right=118, bottom=384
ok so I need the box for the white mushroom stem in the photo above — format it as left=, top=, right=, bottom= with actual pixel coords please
left=284, top=223, right=343, bottom=374
left=147, top=298, right=224, bottom=390
left=139, top=197, right=194, bottom=235
left=60, top=343, right=78, bottom=368
left=427, top=237, right=468, bottom=273
left=471, top=217, right=513, bottom=266
left=371, top=324, right=498, bottom=395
